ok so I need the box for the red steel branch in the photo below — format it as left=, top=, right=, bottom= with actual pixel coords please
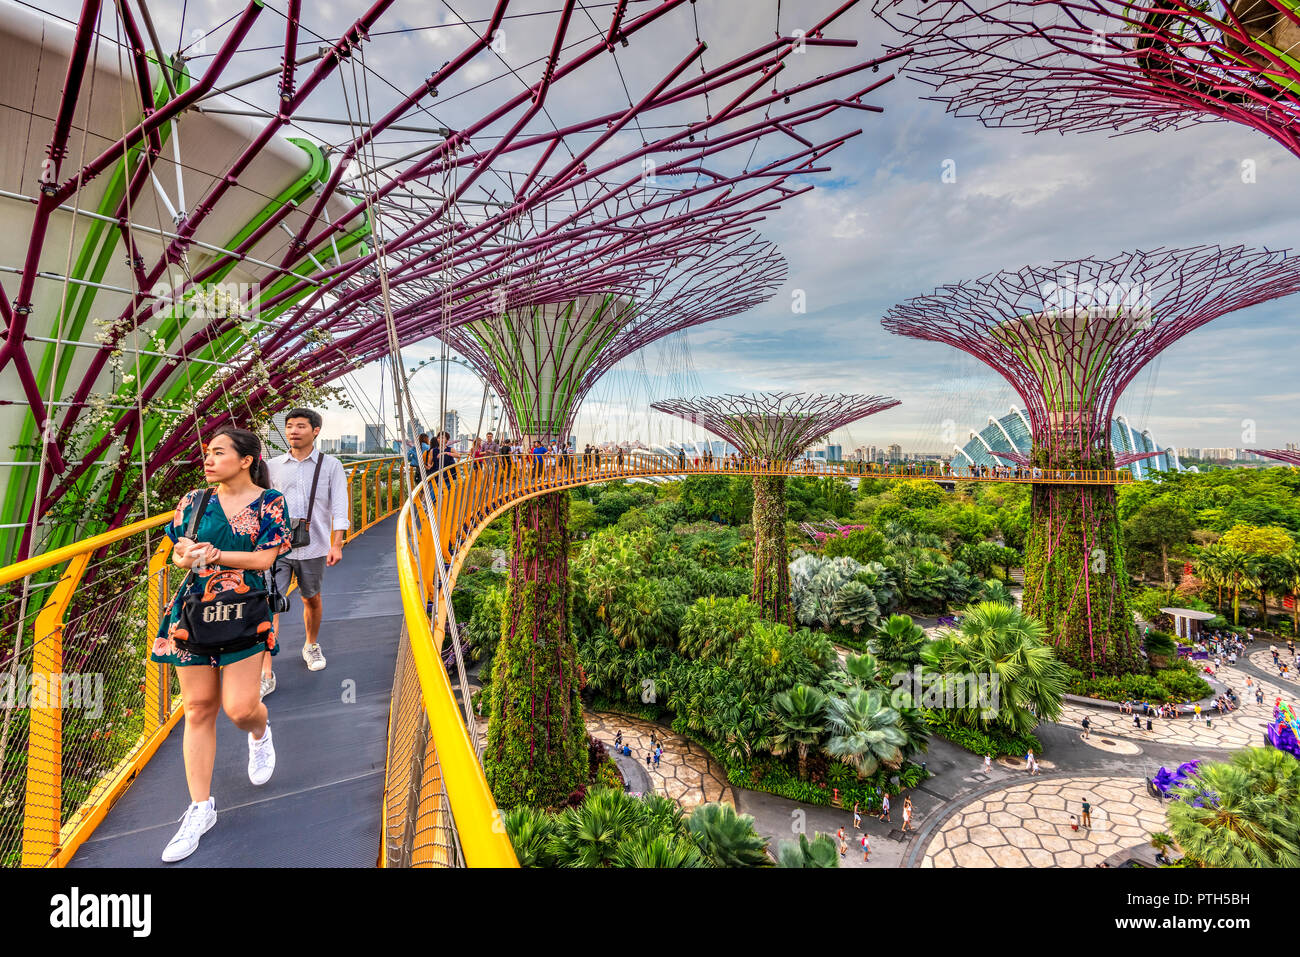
left=874, top=0, right=1300, bottom=157
left=882, top=245, right=1300, bottom=458
left=651, top=392, right=902, bottom=460
left=7, top=0, right=906, bottom=543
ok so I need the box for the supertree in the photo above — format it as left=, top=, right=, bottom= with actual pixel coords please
left=444, top=231, right=788, bottom=808
left=883, top=245, right=1300, bottom=674
left=0, top=0, right=907, bottom=565
left=651, top=392, right=900, bottom=624
left=874, top=0, right=1300, bottom=158
left=1249, top=449, right=1300, bottom=465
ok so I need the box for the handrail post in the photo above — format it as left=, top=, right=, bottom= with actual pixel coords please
left=21, top=553, right=90, bottom=866
left=143, top=540, right=174, bottom=738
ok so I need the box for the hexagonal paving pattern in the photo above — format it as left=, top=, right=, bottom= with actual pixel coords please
left=921, top=776, right=1167, bottom=868
left=1057, top=663, right=1291, bottom=750
left=584, top=712, right=734, bottom=810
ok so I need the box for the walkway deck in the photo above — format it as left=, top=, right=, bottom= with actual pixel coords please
left=69, top=515, right=402, bottom=868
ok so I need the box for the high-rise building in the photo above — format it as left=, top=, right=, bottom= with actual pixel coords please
left=364, top=423, right=386, bottom=453
left=888, top=443, right=902, bottom=462
left=340, top=434, right=359, bottom=454
left=441, top=410, right=459, bottom=439
left=825, top=443, right=843, bottom=462
left=264, top=410, right=291, bottom=455
left=319, top=438, right=339, bottom=454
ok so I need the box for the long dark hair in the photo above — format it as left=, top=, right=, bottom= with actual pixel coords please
left=210, top=426, right=272, bottom=489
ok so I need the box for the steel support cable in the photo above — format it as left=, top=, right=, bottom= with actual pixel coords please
left=0, top=0, right=111, bottom=793
left=348, top=46, right=479, bottom=752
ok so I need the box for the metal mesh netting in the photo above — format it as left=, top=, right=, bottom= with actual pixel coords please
left=1, top=537, right=184, bottom=867
left=383, top=619, right=458, bottom=867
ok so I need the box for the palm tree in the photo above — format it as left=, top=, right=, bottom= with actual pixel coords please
left=979, top=579, right=1015, bottom=606
left=548, top=788, right=637, bottom=868
left=776, top=832, right=840, bottom=867
left=823, top=687, right=908, bottom=777
left=1254, top=554, right=1287, bottom=631
left=833, top=581, right=880, bottom=634
left=1278, top=550, right=1300, bottom=638
left=612, top=832, right=708, bottom=868
left=1167, top=748, right=1300, bottom=868
left=678, top=594, right=758, bottom=661
left=687, top=802, right=771, bottom=867
left=1196, top=543, right=1229, bottom=609
left=503, top=805, right=557, bottom=867
left=868, top=613, right=929, bottom=667
left=1216, top=548, right=1258, bottom=626
left=770, top=684, right=828, bottom=779
left=919, top=602, right=1069, bottom=737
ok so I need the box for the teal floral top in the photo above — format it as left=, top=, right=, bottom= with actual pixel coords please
left=151, top=487, right=293, bottom=667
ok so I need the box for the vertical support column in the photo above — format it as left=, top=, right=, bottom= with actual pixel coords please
left=359, top=464, right=371, bottom=531
left=143, top=539, right=174, bottom=737
left=22, top=553, right=90, bottom=866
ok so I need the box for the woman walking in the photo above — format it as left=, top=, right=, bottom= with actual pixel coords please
left=151, top=428, right=292, bottom=862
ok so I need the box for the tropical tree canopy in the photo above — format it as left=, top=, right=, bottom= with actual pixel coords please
left=1167, top=748, right=1300, bottom=868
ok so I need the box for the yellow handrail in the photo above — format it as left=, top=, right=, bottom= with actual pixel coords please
left=0, top=456, right=400, bottom=868
left=394, top=493, right=518, bottom=867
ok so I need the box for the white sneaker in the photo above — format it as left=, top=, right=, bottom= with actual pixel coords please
left=248, top=724, right=276, bottom=786
left=259, top=672, right=276, bottom=699
left=161, top=798, right=216, bottom=862
left=302, top=643, right=326, bottom=671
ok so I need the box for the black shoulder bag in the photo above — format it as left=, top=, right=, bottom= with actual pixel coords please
left=289, top=454, right=325, bottom=549
left=172, top=488, right=284, bottom=656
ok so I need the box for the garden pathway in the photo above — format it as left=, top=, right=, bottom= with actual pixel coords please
left=1055, top=665, right=1289, bottom=750
left=920, top=775, right=1166, bottom=868
left=1247, top=649, right=1300, bottom=686
left=584, top=712, right=735, bottom=809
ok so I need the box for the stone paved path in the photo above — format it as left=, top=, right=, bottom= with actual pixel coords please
left=1056, top=664, right=1291, bottom=750
left=584, top=712, right=735, bottom=809
left=921, top=776, right=1166, bottom=868
left=1249, top=649, right=1300, bottom=686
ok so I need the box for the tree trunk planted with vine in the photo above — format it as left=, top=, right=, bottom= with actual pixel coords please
left=1021, top=447, right=1143, bottom=677
left=483, top=490, right=587, bottom=808
left=752, top=474, right=793, bottom=626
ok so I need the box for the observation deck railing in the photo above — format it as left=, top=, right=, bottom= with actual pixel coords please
left=0, top=457, right=404, bottom=868
left=0, top=450, right=1132, bottom=868
left=385, top=451, right=1135, bottom=868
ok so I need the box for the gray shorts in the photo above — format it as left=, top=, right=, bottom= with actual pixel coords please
left=274, top=556, right=327, bottom=602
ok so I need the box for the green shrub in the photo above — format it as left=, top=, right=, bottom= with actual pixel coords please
left=1062, top=664, right=1210, bottom=704
left=924, top=710, right=1039, bottom=757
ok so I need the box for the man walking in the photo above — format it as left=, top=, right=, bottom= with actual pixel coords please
left=1081, top=797, right=1093, bottom=829
left=263, top=408, right=351, bottom=696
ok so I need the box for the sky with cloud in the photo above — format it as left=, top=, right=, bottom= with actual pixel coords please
left=43, top=0, right=1300, bottom=454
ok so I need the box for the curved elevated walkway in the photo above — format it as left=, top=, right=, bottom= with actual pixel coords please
left=68, top=514, right=402, bottom=868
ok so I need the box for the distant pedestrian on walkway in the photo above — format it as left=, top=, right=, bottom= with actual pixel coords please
left=902, top=797, right=914, bottom=832
left=653, top=749, right=660, bottom=768
left=861, top=832, right=870, bottom=862
left=1081, top=715, right=1091, bottom=739
left=983, top=754, right=992, bottom=773
left=879, top=792, right=891, bottom=823
left=1025, top=749, right=1035, bottom=773
left=1081, top=798, right=1093, bottom=829
left=853, top=801, right=861, bottom=829
left=615, top=730, right=622, bottom=747
left=646, top=752, right=652, bottom=769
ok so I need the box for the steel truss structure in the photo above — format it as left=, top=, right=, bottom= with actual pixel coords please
left=651, top=390, right=900, bottom=460
left=0, top=0, right=905, bottom=563
left=1249, top=448, right=1300, bottom=465
left=874, top=0, right=1300, bottom=157
left=652, top=391, right=900, bottom=623
left=883, top=244, right=1300, bottom=673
